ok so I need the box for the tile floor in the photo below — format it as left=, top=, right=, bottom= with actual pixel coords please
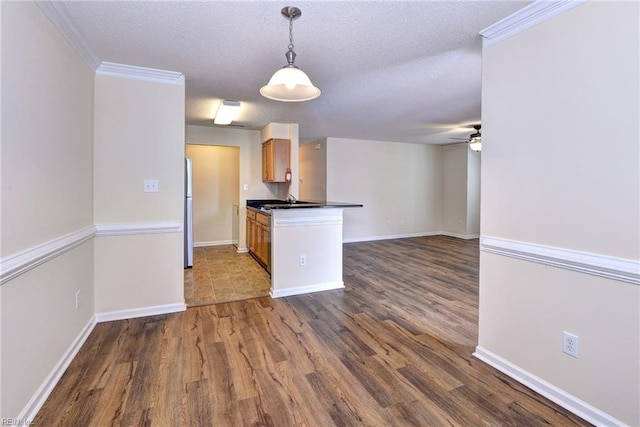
left=184, top=245, right=271, bottom=307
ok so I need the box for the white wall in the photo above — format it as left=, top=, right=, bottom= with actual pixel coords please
left=270, top=208, right=344, bottom=297
left=93, top=72, right=185, bottom=314
left=466, top=150, right=480, bottom=236
left=442, top=145, right=468, bottom=236
left=479, top=1, right=639, bottom=425
left=299, top=140, right=327, bottom=201
left=325, top=137, right=442, bottom=241
left=1, top=4, right=94, bottom=255
left=441, top=144, right=481, bottom=238
left=186, top=144, right=239, bottom=246
left=0, top=1, right=94, bottom=417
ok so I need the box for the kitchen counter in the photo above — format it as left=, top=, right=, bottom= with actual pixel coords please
left=245, top=199, right=362, bottom=298
left=247, top=199, right=363, bottom=211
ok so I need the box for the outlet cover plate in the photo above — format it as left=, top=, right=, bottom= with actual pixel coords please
left=562, top=331, right=579, bottom=358
left=144, top=179, right=159, bottom=193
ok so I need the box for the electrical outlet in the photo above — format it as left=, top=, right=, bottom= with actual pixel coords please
left=562, top=331, right=579, bottom=358
left=299, top=255, right=307, bottom=266
left=144, top=179, right=159, bottom=193
left=75, top=290, right=81, bottom=310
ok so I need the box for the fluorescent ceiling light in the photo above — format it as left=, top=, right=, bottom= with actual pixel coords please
left=214, top=100, right=241, bottom=125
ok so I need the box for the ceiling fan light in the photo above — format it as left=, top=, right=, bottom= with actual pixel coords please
left=469, top=141, right=482, bottom=152
left=260, top=66, right=321, bottom=102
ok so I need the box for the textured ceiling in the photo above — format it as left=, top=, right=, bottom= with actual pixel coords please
left=55, top=1, right=531, bottom=144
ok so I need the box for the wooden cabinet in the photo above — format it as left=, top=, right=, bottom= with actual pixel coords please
left=262, top=138, right=290, bottom=182
left=246, top=210, right=256, bottom=253
left=246, top=208, right=270, bottom=272
left=255, top=212, right=270, bottom=268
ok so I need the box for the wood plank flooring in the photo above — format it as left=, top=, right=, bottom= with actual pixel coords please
left=34, top=236, right=591, bottom=426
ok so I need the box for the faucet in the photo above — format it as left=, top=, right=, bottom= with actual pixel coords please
left=288, top=194, right=297, bottom=203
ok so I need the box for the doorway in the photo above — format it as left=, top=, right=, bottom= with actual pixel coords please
left=183, top=144, right=270, bottom=307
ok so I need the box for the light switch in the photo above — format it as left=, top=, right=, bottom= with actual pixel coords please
left=243, top=184, right=249, bottom=191
left=144, top=179, right=159, bottom=193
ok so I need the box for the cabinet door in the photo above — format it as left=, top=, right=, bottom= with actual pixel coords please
left=256, top=224, right=265, bottom=264
left=262, top=142, right=272, bottom=182
left=246, top=218, right=254, bottom=252
left=262, top=139, right=290, bottom=182
left=245, top=218, right=250, bottom=251
left=272, top=139, right=290, bottom=182
left=260, top=224, right=270, bottom=267
left=259, top=223, right=270, bottom=266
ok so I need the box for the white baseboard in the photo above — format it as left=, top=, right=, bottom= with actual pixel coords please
left=271, top=281, right=344, bottom=298
left=18, top=316, right=97, bottom=423
left=95, top=302, right=186, bottom=323
left=194, top=240, right=234, bottom=248
left=343, top=231, right=481, bottom=244
left=440, top=231, right=480, bottom=240
left=236, top=247, right=249, bottom=253
left=343, top=231, right=439, bottom=244
left=473, top=346, right=626, bottom=427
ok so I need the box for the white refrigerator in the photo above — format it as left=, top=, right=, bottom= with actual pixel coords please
left=184, top=158, right=193, bottom=268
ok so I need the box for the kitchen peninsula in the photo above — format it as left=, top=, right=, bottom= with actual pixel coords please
left=246, top=199, right=362, bottom=298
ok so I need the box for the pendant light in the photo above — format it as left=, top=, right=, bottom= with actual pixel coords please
left=260, top=6, right=320, bottom=102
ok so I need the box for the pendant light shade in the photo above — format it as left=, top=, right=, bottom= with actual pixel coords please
left=260, top=66, right=321, bottom=102
left=260, top=6, right=320, bottom=102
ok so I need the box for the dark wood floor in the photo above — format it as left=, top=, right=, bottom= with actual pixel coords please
left=34, top=236, right=591, bottom=426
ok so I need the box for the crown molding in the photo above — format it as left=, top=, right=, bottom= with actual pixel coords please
left=35, top=1, right=101, bottom=70
left=35, top=2, right=184, bottom=83
left=480, top=0, right=588, bottom=48
left=96, top=62, right=185, bottom=85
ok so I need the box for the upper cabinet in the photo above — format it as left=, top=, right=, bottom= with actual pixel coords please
left=262, top=138, right=290, bottom=183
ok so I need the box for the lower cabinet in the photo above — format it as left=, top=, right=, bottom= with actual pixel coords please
left=246, top=209, right=270, bottom=273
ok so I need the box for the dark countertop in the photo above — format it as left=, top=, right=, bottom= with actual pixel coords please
left=247, top=199, right=363, bottom=212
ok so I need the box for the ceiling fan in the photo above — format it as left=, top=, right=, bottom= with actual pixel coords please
left=450, top=124, right=482, bottom=151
